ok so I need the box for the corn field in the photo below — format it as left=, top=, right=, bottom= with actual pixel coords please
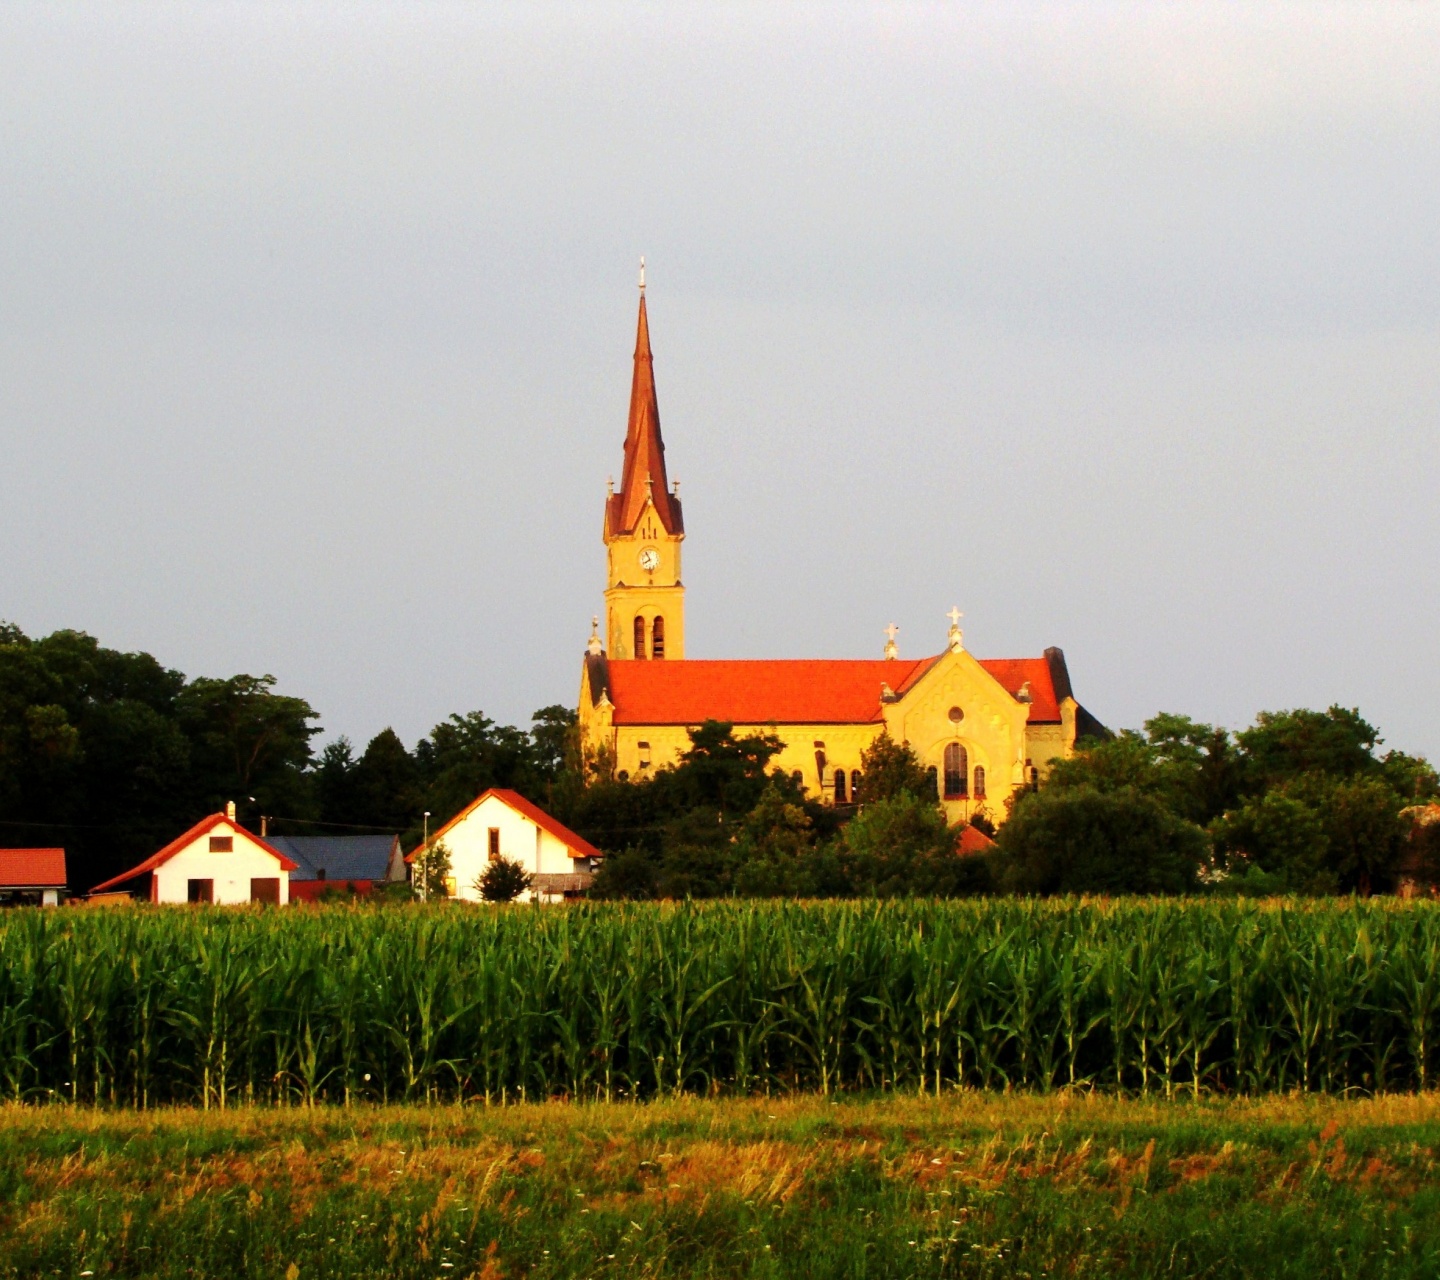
left=4, top=899, right=1440, bottom=1106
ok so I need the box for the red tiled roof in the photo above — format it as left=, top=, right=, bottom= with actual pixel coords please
left=603, top=655, right=1061, bottom=726
left=89, top=813, right=299, bottom=894
left=407, top=789, right=602, bottom=863
left=976, top=658, right=1061, bottom=722
left=0, top=848, right=67, bottom=888
left=957, top=825, right=997, bottom=857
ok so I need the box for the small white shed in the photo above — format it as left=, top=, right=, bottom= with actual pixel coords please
left=411, top=788, right=600, bottom=903
left=90, top=804, right=298, bottom=904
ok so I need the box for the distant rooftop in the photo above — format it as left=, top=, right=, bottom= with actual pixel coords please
left=266, top=834, right=399, bottom=883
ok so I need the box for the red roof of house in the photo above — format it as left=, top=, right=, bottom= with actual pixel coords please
left=407, top=788, right=602, bottom=864
left=0, top=848, right=67, bottom=888
left=602, top=655, right=1061, bottom=726
left=957, top=825, right=997, bottom=857
left=89, top=813, right=298, bottom=894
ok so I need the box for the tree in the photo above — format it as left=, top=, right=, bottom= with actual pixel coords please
left=589, top=846, right=659, bottom=900
left=730, top=783, right=846, bottom=898
left=1320, top=775, right=1408, bottom=896
left=661, top=720, right=784, bottom=815
left=477, top=855, right=533, bottom=902
left=996, top=786, right=1205, bottom=895
left=412, top=840, right=453, bottom=900
left=178, top=673, right=319, bottom=817
left=348, top=728, right=421, bottom=830
left=839, top=792, right=971, bottom=897
left=417, top=710, right=547, bottom=829
left=1211, top=791, right=1333, bottom=894
left=1043, top=716, right=1240, bottom=826
left=1237, top=706, right=1382, bottom=788
left=855, top=731, right=933, bottom=804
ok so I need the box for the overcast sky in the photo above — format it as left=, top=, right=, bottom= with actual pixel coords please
left=2, top=2, right=1437, bottom=760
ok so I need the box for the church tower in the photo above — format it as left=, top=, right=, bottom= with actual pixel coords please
left=602, top=263, right=685, bottom=660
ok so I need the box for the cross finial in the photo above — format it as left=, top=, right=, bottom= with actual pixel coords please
left=588, top=616, right=603, bottom=656
left=947, top=606, right=965, bottom=653
left=639, top=256, right=646, bottom=291
left=884, top=623, right=899, bottom=661
left=645, top=470, right=654, bottom=495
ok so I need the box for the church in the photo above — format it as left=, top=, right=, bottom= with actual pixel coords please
left=577, top=271, right=1105, bottom=826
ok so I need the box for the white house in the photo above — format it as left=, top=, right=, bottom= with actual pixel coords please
left=411, top=788, right=601, bottom=903
left=90, top=802, right=297, bottom=904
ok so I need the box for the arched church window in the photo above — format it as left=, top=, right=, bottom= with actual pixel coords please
left=973, top=765, right=986, bottom=799
left=834, top=770, right=848, bottom=804
left=651, top=615, right=665, bottom=659
left=791, top=770, right=803, bottom=789
left=849, top=770, right=862, bottom=804
left=1030, top=766, right=1040, bottom=792
left=633, top=615, right=647, bottom=659
left=926, top=765, right=938, bottom=798
left=943, top=743, right=969, bottom=799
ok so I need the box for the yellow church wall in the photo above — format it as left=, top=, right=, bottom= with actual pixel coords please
left=880, top=648, right=1030, bottom=826
left=604, top=496, right=685, bottom=660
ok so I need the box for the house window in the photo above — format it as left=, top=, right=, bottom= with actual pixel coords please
left=974, top=766, right=986, bottom=799
left=850, top=770, right=863, bottom=803
left=834, top=770, right=848, bottom=804
left=187, top=878, right=213, bottom=904
left=209, top=836, right=233, bottom=853
left=250, top=878, right=280, bottom=905
left=633, top=615, right=647, bottom=659
left=651, top=616, right=665, bottom=659
left=926, top=765, right=938, bottom=798
left=488, top=827, right=500, bottom=862
left=943, top=743, right=969, bottom=799
left=638, top=741, right=651, bottom=770
left=1030, top=766, right=1040, bottom=792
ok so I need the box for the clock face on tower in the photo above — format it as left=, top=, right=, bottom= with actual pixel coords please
left=638, top=547, right=660, bottom=573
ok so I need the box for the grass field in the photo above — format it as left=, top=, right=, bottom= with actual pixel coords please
left=4, top=1093, right=1440, bottom=1279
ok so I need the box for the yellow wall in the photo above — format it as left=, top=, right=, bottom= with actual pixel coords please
left=604, top=497, right=685, bottom=660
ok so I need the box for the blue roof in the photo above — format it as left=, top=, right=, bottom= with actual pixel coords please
left=266, top=835, right=399, bottom=882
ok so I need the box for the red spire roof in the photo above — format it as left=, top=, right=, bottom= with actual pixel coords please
left=606, top=289, right=683, bottom=538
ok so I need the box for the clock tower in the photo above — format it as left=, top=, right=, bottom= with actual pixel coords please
left=602, top=264, right=685, bottom=660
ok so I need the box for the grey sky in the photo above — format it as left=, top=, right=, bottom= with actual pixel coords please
left=2, top=3, right=1437, bottom=760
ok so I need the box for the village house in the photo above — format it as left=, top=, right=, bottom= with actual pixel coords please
left=90, top=802, right=297, bottom=904
left=266, top=833, right=407, bottom=901
left=0, top=848, right=68, bottom=906
left=409, top=788, right=601, bottom=904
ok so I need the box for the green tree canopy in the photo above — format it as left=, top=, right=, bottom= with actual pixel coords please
left=996, top=786, right=1205, bottom=896
left=855, top=731, right=933, bottom=804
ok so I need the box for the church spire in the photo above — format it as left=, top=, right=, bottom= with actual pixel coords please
left=607, top=265, right=683, bottom=538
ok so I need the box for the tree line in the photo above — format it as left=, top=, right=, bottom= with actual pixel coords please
left=0, top=624, right=573, bottom=890
left=3, top=622, right=1437, bottom=896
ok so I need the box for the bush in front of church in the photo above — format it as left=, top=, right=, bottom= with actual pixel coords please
left=994, top=785, right=1206, bottom=896
left=839, top=792, right=993, bottom=898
